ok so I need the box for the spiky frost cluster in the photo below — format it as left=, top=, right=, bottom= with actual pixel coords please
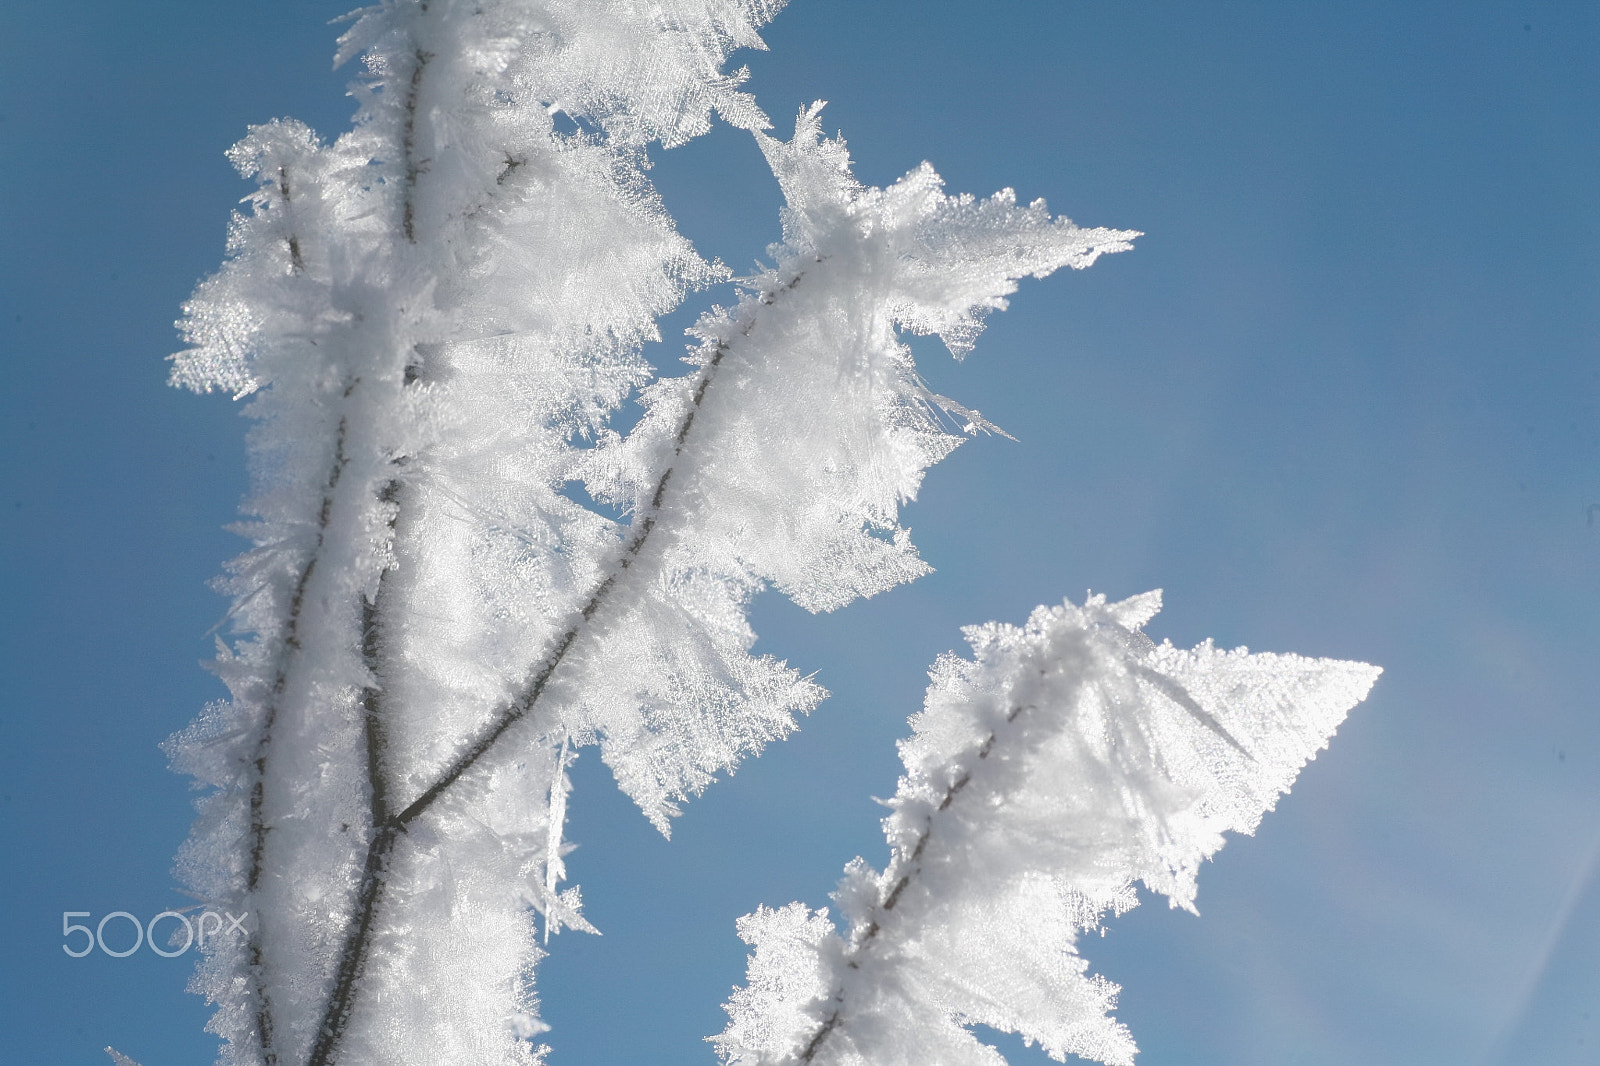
left=575, top=107, right=1133, bottom=821
left=715, top=592, right=1379, bottom=1066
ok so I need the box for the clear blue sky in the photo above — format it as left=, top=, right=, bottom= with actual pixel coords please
left=2, top=2, right=1597, bottom=1064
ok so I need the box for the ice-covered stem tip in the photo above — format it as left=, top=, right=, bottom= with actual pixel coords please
left=758, top=102, right=1138, bottom=358
left=714, top=591, right=1380, bottom=1066
left=571, top=106, right=1139, bottom=824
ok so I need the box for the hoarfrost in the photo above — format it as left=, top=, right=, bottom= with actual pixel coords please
left=715, top=591, right=1380, bottom=1066
left=164, top=3, right=1155, bottom=1064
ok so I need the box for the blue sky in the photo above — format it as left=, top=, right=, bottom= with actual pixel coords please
left=2, top=2, right=1597, bottom=1064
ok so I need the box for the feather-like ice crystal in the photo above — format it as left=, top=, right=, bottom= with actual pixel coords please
left=715, top=591, right=1379, bottom=1066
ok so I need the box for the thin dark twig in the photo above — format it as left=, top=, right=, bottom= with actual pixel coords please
left=796, top=1010, right=841, bottom=1064
left=401, top=49, right=433, bottom=244
left=305, top=42, right=432, bottom=1051
left=497, top=154, right=526, bottom=185
left=241, top=404, right=355, bottom=1066
left=277, top=166, right=305, bottom=273
left=252, top=32, right=431, bottom=1066
left=396, top=271, right=812, bottom=821
left=361, top=480, right=403, bottom=828
left=304, top=825, right=398, bottom=1066
left=796, top=701, right=1031, bottom=1065
left=307, top=441, right=410, bottom=1066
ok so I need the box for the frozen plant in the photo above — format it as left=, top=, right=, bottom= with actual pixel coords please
left=163, top=1, right=1131, bottom=1062
left=160, top=2, right=1372, bottom=1065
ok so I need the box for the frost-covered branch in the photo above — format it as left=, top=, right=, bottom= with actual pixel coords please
left=302, top=263, right=798, bottom=1066
left=567, top=104, right=1135, bottom=822
left=170, top=2, right=781, bottom=1060
left=310, top=105, right=1136, bottom=1039
left=166, top=4, right=1138, bottom=1064
left=715, top=591, right=1379, bottom=1066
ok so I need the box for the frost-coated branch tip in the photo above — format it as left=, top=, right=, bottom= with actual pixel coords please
left=716, top=591, right=1378, bottom=1066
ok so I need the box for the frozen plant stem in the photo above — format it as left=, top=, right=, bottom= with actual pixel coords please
left=242, top=397, right=347, bottom=1065
left=792, top=663, right=1252, bottom=1065
left=400, top=47, right=430, bottom=245
left=260, top=384, right=409, bottom=1066
left=715, top=594, right=1379, bottom=1066
left=261, top=23, right=446, bottom=1065
left=306, top=481, right=403, bottom=1064
left=796, top=697, right=1034, bottom=1066
left=306, top=271, right=803, bottom=1066
left=247, top=29, right=434, bottom=1063
left=276, top=167, right=304, bottom=273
